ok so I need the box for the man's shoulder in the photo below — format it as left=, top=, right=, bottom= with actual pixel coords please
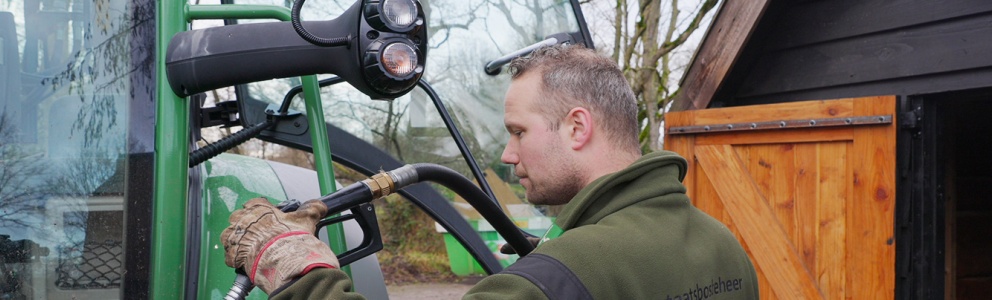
left=522, top=218, right=757, bottom=299
left=534, top=205, right=756, bottom=277
left=530, top=220, right=648, bottom=264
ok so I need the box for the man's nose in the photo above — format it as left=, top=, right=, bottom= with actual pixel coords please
left=501, top=145, right=518, bottom=165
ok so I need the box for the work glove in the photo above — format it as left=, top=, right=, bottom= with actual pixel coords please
left=499, top=236, right=542, bottom=255
left=221, top=197, right=339, bottom=294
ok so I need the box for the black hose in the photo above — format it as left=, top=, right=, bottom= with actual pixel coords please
left=280, top=78, right=510, bottom=221
left=189, top=120, right=275, bottom=167
left=416, top=80, right=500, bottom=206
left=410, top=163, right=535, bottom=256
left=291, top=0, right=351, bottom=47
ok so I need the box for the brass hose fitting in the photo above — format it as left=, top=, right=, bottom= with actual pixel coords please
left=362, top=171, right=396, bottom=199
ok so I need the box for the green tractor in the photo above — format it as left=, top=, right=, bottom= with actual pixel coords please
left=0, top=0, right=593, bottom=298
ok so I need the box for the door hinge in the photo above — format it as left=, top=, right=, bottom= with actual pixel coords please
left=900, top=106, right=922, bottom=131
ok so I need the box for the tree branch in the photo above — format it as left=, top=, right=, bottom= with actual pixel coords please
left=651, top=0, right=717, bottom=62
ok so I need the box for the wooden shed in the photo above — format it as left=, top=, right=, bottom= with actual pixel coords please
left=664, top=1, right=992, bottom=299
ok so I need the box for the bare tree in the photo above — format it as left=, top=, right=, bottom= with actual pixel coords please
left=611, top=0, right=718, bottom=151
left=0, top=113, right=50, bottom=229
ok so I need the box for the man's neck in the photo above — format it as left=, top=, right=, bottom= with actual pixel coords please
left=577, top=149, right=640, bottom=187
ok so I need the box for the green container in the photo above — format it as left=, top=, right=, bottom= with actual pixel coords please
left=442, top=232, right=488, bottom=276
left=439, top=217, right=554, bottom=276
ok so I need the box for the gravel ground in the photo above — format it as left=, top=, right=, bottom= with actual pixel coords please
left=386, top=283, right=475, bottom=300
left=386, top=277, right=482, bottom=300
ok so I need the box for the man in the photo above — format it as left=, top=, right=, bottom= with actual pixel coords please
left=222, top=44, right=759, bottom=299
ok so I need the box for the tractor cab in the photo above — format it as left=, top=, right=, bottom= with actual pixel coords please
left=0, top=0, right=592, bottom=298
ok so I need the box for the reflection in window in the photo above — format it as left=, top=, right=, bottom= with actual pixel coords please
left=0, top=0, right=151, bottom=298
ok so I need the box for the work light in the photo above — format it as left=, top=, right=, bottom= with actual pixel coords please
left=365, top=0, right=420, bottom=32
left=358, top=0, right=426, bottom=96
left=381, top=42, right=418, bottom=78
left=382, top=0, right=418, bottom=27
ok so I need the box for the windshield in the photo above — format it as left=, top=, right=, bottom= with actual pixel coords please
left=232, top=0, right=585, bottom=221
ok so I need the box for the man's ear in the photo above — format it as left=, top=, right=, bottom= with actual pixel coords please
left=564, top=107, right=593, bottom=150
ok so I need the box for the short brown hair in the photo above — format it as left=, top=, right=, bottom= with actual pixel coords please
left=506, top=45, right=639, bottom=151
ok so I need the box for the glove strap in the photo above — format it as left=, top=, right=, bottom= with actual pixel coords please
left=251, top=231, right=311, bottom=282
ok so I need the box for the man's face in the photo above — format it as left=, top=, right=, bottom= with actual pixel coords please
left=500, top=72, right=584, bottom=206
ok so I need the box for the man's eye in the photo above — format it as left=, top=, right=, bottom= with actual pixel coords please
left=513, top=131, right=523, bottom=137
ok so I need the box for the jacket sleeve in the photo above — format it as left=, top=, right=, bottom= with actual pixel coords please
left=270, top=268, right=366, bottom=300
left=462, top=273, right=549, bottom=300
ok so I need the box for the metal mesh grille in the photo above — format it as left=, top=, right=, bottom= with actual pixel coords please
left=55, top=240, right=123, bottom=289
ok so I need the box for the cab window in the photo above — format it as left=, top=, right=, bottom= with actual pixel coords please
left=0, top=0, right=154, bottom=298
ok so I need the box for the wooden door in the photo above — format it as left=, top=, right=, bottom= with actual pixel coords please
left=664, top=96, right=897, bottom=299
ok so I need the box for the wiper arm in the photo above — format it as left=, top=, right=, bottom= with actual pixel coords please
left=484, top=32, right=580, bottom=76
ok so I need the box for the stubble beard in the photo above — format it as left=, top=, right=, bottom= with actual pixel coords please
left=525, top=148, right=585, bottom=206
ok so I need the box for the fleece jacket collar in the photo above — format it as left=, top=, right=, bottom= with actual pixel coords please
left=554, top=150, right=688, bottom=230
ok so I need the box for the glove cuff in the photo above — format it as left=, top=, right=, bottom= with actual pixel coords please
left=250, top=231, right=340, bottom=293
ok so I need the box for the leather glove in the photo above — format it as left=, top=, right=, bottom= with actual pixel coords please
left=221, top=198, right=340, bottom=293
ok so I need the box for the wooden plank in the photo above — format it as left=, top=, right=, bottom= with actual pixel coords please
left=664, top=110, right=695, bottom=128
left=690, top=98, right=854, bottom=125
left=664, top=111, right=696, bottom=199
left=731, top=220, right=776, bottom=300
left=671, top=0, right=770, bottom=111
left=693, top=157, right=724, bottom=221
left=696, top=144, right=823, bottom=299
left=696, top=127, right=854, bottom=146
left=698, top=167, right=772, bottom=299
left=739, top=144, right=798, bottom=246
left=847, top=96, right=896, bottom=299
left=816, top=141, right=848, bottom=298
left=738, top=15, right=992, bottom=98
left=773, top=0, right=992, bottom=50
left=694, top=156, right=772, bottom=297
left=752, top=253, right=778, bottom=300
left=672, top=136, right=696, bottom=200
left=793, top=143, right=818, bottom=271
left=772, top=145, right=797, bottom=255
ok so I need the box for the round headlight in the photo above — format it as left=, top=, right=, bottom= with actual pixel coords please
left=381, top=42, right=418, bottom=78
left=381, top=0, right=418, bottom=28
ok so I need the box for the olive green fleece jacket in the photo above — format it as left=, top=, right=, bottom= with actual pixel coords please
left=273, top=151, right=758, bottom=300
